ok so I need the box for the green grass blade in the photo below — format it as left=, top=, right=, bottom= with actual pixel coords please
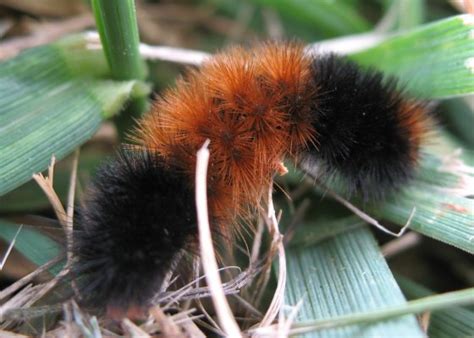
left=0, top=220, right=61, bottom=270
left=292, top=287, right=474, bottom=335
left=351, top=15, right=474, bottom=98
left=285, top=217, right=423, bottom=337
left=371, top=151, right=474, bottom=254
left=90, top=0, right=148, bottom=134
left=250, top=0, right=371, bottom=37
left=298, top=144, right=473, bottom=254
left=0, top=37, right=150, bottom=197
left=90, top=0, right=146, bottom=81
left=396, top=276, right=474, bottom=338
left=0, top=147, right=109, bottom=213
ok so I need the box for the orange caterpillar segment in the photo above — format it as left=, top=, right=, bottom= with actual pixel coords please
left=397, top=100, right=433, bottom=163
left=200, top=45, right=289, bottom=179
left=136, top=42, right=315, bottom=223
left=253, top=42, right=318, bottom=156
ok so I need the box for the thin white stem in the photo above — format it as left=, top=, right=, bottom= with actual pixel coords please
left=85, top=31, right=210, bottom=65
left=0, top=224, right=23, bottom=270
left=250, top=217, right=264, bottom=267
left=305, top=32, right=386, bottom=56
left=195, top=139, right=241, bottom=338
left=324, top=186, right=416, bottom=237
left=382, top=232, right=422, bottom=257
left=66, top=149, right=80, bottom=263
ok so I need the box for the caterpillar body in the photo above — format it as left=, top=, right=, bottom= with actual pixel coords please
left=72, top=42, right=431, bottom=316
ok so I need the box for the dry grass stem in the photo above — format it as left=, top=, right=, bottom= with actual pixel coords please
left=0, top=225, right=23, bottom=270
left=66, top=149, right=80, bottom=261
left=22, top=267, right=69, bottom=308
left=195, top=139, right=242, bottom=337
left=280, top=300, right=304, bottom=337
left=176, top=314, right=207, bottom=338
left=305, top=32, right=386, bottom=55
left=312, top=178, right=417, bottom=237
left=382, top=232, right=422, bottom=258
left=87, top=31, right=387, bottom=66
left=0, top=256, right=62, bottom=302
left=156, top=265, right=247, bottom=306
left=122, top=318, right=151, bottom=337
left=32, top=155, right=68, bottom=227
left=257, top=184, right=286, bottom=329
left=250, top=218, right=265, bottom=267
left=419, top=311, right=432, bottom=333
left=85, top=31, right=210, bottom=65
left=150, top=306, right=182, bottom=336
left=262, top=8, right=284, bottom=39
left=0, top=328, right=28, bottom=337
left=233, top=294, right=263, bottom=319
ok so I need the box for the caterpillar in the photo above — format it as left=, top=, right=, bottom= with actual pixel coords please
left=72, top=42, right=431, bottom=317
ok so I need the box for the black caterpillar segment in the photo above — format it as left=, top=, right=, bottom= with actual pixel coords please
left=302, top=54, right=427, bottom=199
left=72, top=149, right=197, bottom=313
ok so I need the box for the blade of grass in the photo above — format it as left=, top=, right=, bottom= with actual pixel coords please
left=285, top=217, right=423, bottom=337
left=396, top=276, right=474, bottom=338
left=371, top=151, right=474, bottom=254
left=350, top=14, right=474, bottom=98
left=290, top=287, right=474, bottom=335
left=91, top=0, right=148, bottom=134
left=0, top=36, right=150, bottom=196
left=299, top=147, right=473, bottom=254
left=0, top=147, right=108, bottom=213
left=90, top=0, right=146, bottom=81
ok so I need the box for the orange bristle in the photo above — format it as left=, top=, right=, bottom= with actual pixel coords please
left=136, top=42, right=314, bottom=225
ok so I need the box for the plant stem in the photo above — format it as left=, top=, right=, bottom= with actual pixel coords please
left=91, top=0, right=148, bottom=136
left=291, top=287, right=474, bottom=334
left=91, top=0, right=146, bottom=81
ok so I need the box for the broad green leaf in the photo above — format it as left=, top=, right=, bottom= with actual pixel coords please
left=396, top=276, right=474, bottom=338
left=285, top=217, right=423, bottom=337
left=0, top=36, right=150, bottom=197
left=0, top=220, right=61, bottom=270
left=351, top=15, right=474, bottom=98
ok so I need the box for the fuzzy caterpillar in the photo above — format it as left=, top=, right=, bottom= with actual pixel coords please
left=72, top=42, right=430, bottom=316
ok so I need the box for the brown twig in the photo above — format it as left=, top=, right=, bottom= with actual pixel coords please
left=257, top=184, right=286, bottom=329
left=32, top=156, right=68, bottom=227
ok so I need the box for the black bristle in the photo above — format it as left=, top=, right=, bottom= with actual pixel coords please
left=302, top=54, right=424, bottom=199
left=72, top=149, right=197, bottom=311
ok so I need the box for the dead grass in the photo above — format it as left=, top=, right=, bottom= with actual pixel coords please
left=0, top=142, right=288, bottom=337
